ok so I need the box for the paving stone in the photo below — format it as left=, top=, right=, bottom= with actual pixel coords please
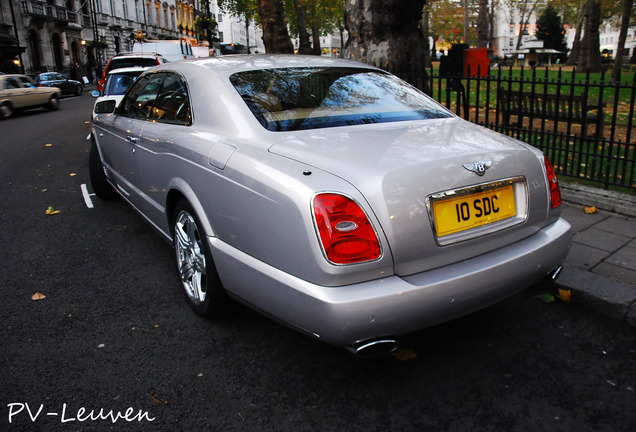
left=573, top=227, right=631, bottom=252
left=593, top=262, right=636, bottom=286
left=595, top=216, right=636, bottom=237
left=560, top=205, right=607, bottom=233
left=605, top=245, right=636, bottom=272
left=565, top=243, right=610, bottom=271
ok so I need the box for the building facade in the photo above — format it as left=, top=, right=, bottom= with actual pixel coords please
left=0, top=0, right=263, bottom=80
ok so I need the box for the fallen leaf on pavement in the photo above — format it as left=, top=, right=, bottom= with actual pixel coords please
left=150, top=392, right=168, bottom=405
left=557, top=289, right=572, bottom=302
left=584, top=206, right=598, bottom=214
left=45, top=206, right=61, bottom=215
left=31, top=292, right=46, bottom=300
left=534, top=293, right=556, bottom=303
left=392, top=348, right=417, bottom=361
left=69, top=173, right=76, bottom=177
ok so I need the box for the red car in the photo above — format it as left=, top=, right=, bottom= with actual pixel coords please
left=98, top=53, right=167, bottom=91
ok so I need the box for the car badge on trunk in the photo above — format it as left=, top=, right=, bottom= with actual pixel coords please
left=463, top=161, right=491, bottom=176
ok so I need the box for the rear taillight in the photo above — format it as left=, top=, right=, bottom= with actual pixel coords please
left=313, top=193, right=381, bottom=265
left=544, top=156, right=561, bottom=208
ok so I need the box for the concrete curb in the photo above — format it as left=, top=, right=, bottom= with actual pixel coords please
left=557, top=182, right=636, bottom=327
left=560, top=182, right=636, bottom=218
left=555, top=267, right=636, bottom=326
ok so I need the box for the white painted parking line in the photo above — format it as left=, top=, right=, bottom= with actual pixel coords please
left=81, top=183, right=94, bottom=209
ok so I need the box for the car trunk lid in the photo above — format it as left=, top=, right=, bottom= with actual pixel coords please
left=269, top=118, right=552, bottom=276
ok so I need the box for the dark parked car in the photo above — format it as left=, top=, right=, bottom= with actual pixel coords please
left=34, top=72, right=83, bottom=96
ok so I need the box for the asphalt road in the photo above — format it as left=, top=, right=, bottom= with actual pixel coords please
left=1, top=94, right=635, bottom=431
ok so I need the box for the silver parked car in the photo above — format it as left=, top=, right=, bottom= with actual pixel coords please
left=89, top=55, right=571, bottom=357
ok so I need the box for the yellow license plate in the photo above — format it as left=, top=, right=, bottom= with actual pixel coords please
left=432, top=185, right=516, bottom=236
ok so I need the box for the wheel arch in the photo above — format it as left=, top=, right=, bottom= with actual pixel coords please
left=0, top=100, right=14, bottom=117
left=166, top=179, right=216, bottom=239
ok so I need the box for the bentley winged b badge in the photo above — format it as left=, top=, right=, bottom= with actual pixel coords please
left=462, top=161, right=492, bottom=176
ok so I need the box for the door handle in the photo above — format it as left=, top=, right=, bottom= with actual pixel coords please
left=126, top=136, right=138, bottom=143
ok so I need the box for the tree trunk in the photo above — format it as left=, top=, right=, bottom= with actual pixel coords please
left=611, top=0, right=634, bottom=83
left=258, top=0, right=294, bottom=54
left=487, top=0, right=497, bottom=50
left=578, top=0, right=602, bottom=73
left=476, top=0, right=489, bottom=48
left=566, top=0, right=586, bottom=66
left=343, top=0, right=428, bottom=92
left=311, top=25, right=322, bottom=55
left=293, top=0, right=312, bottom=54
left=421, top=3, right=431, bottom=67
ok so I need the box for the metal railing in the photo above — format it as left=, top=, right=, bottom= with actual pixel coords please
left=425, top=65, right=636, bottom=190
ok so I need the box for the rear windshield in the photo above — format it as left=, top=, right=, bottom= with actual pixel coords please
left=104, top=72, right=142, bottom=96
left=107, top=58, right=158, bottom=72
left=230, top=67, right=451, bottom=131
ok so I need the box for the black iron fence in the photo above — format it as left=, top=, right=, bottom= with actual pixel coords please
left=426, top=65, right=636, bottom=191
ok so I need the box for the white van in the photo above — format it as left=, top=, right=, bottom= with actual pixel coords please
left=132, top=40, right=194, bottom=62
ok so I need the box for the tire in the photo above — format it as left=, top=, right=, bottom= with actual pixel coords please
left=47, top=95, right=60, bottom=111
left=75, top=85, right=83, bottom=96
left=0, top=102, right=13, bottom=119
left=173, top=199, right=230, bottom=318
left=88, top=139, right=118, bottom=200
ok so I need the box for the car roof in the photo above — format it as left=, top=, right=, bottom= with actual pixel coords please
left=107, top=66, right=149, bottom=75
left=144, top=54, right=379, bottom=79
left=110, top=53, right=164, bottom=60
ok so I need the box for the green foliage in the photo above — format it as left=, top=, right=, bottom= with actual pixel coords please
left=536, top=5, right=568, bottom=55
left=283, top=0, right=344, bottom=39
left=217, top=0, right=260, bottom=23
left=195, top=15, right=218, bottom=42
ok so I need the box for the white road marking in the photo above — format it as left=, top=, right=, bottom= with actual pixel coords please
left=81, top=183, right=94, bottom=208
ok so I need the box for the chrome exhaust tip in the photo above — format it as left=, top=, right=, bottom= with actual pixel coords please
left=345, top=339, right=399, bottom=358
left=548, top=265, right=564, bottom=281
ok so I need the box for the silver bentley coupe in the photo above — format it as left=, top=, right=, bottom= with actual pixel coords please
left=89, top=55, right=571, bottom=357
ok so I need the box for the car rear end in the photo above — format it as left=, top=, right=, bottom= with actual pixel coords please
left=212, top=60, right=572, bottom=350
left=98, top=54, right=165, bottom=91
left=212, top=124, right=570, bottom=353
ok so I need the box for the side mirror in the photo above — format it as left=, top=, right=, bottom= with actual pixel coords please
left=90, top=89, right=102, bottom=98
left=94, top=99, right=116, bottom=114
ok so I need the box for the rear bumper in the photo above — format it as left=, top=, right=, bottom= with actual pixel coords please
left=210, top=218, right=572, bottom=346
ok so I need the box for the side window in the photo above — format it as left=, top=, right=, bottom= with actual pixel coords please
left=119, top=73, right=165, bottom=120
left=148, top=73, right=191, bottom=125
left=6, top=78, right=21, bottom=89
left=18, top=77, right=35, bottom=88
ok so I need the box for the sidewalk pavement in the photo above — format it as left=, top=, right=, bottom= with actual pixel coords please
left=556, top=182, right=636, bottom=327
